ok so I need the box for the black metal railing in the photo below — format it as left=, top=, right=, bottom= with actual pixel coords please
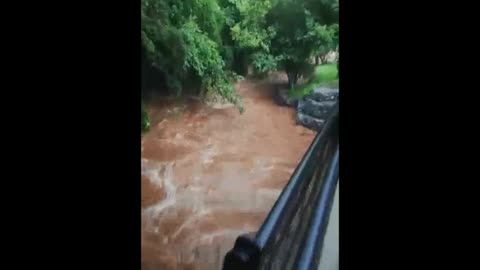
left=222, top=104, right=339, bottom=270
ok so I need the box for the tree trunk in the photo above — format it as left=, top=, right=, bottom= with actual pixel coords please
left=199, top=87, right=206, bottom=99
left=287, top=72, right=299, bottom=89
left=320, top=55, right=327, bottom=63
left=287, top=73, right=294, bottom=89
left=315, top=56, right=320, bottom=65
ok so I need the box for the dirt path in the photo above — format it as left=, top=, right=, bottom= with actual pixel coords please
left=141, top=75, right=316, bottom=270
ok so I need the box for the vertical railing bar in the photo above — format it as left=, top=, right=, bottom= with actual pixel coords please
left=295, top=146, right=339, bottom=270
left=222, top=104, right=339, bottom=270
left=255, top=105, right=339, bottom=249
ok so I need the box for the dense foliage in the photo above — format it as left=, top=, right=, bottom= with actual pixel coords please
left=141, top=0, right=242, bottom=108
left=266, top=0, right=338, bottom=88
left=141, top=0, right=339, bottom=115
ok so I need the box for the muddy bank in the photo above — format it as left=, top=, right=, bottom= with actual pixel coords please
left=141, top=76, right=315, bottom=270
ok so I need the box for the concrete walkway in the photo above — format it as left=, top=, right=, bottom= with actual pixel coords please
left=318, top=181, right=339, bottom=270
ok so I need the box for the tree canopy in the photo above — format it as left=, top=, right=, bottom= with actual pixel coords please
left=141, top=0, right=339, bottom=113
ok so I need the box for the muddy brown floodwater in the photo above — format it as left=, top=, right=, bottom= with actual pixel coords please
left=141, top=74, right=316, bottom=270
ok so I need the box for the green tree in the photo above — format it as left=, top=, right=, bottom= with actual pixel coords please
left=265, top=0, right=315, bottom=89
left=305, top=0, right=338, bottom=64
left=264, top=0, right=339, bottom=88
left=305, top=0, right=339, bottom=25
left=219, top=0, right=276, bottom=76
left=229, top=0, right=275, bottom=51
left=307, top=21, right=338, bottom=64
left=141, top=0, right=242, bottom=111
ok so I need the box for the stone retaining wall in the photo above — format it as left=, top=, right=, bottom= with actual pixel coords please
left=275, top=86, right=339, bottom=132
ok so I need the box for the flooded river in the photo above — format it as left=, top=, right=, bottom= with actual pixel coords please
left=141, top=76, right=315, bottom=270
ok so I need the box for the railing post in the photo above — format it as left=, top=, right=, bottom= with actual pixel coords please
left=222, top=233, right=260, bottom=270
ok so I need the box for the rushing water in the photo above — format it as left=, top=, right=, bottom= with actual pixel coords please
left=141, top=76, right=315, bottom=270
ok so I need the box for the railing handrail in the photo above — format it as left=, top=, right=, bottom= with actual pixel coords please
left=295, top=146, right=339, bottom=270
left=255, top=105, right=339, bottom=249
left=223, top=104, right=339, bottom=270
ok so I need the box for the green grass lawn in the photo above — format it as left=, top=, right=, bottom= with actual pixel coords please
left=288, top=63, right=338, bottom=99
